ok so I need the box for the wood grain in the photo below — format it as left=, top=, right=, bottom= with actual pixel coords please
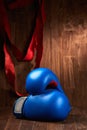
left=0, top=107, right=87, bottom=130
left=0, top=0, right=87, bottom=111
left=41, top=0, right=87, bottom=110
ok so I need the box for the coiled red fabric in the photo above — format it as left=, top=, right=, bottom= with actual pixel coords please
left=0, top=0, right=46, bottom=96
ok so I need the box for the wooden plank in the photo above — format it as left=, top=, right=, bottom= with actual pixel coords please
left=63, top=123, right=77, bottom=130
left=74, top=108, right=87, bottom=130
left=47, top=123, right=63, bottom=130
left=0, top=108, right=11, bottom=130
left=40, top=0, right=52, bottom=69
left=63, top=107, right=87, bottom=130
left=20, top=120, right=34, bottom=130
left=32, top=121, right=47, bottom=130
left=4, top=114, right=22, bottom=130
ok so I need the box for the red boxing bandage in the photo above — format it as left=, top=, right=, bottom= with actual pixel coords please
left=0, top=0, right=46, bottom=96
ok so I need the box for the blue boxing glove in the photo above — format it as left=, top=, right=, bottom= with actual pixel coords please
left=13, top=89, right=71, bottom=121
left=13, top=68, right=71, bottom=121
left=25, top=68, right=64, bottom=95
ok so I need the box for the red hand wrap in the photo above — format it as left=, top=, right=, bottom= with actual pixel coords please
left=0, top=0, right=45, bottom=96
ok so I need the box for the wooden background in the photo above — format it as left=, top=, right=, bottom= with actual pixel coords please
left=41, top=0, right=87, bottom=110
left=0, top=0, right=87, bottom=111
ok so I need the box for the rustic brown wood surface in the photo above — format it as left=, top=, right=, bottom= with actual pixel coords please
left=0, top=107, right=87, bottom=130
left=41, top=0, right=87, bottom=110
left=0, top=0, right=87, bottom=112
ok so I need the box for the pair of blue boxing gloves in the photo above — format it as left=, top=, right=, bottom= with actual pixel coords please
left=13, top=68, right=71, bottom=121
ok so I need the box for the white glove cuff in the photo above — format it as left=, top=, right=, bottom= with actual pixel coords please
left=13, top=97, right=27, bottom=118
